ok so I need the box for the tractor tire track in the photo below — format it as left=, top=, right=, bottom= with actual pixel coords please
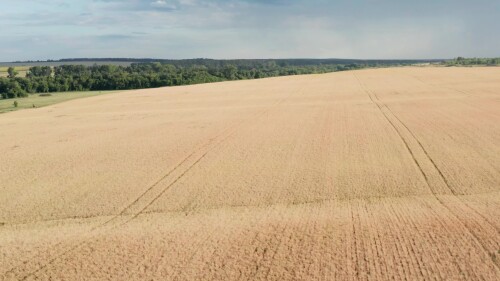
left=352, top=73, right=431, bottom=190
left=122, top=90, right=299, bottom=225
left=380, top=99, right=500, bottom=232
left=353, top=72, right=500, bottom=270
left=10, top=91, right=297, bottom=280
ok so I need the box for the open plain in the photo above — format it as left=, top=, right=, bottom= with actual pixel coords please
left=0, top=67, right=499, bottom=280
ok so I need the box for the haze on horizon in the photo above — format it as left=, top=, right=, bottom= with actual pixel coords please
left=1, top=0, right=499, bottom=62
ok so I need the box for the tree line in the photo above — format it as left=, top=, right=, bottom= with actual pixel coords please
left=444, top=57, right=500, bottom=66
left=0, top=59, right=431, bottom=99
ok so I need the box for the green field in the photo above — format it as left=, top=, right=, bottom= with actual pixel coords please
left=0, top=66, right=30, bottom=77
left=0, top=91, right=120, bottom=114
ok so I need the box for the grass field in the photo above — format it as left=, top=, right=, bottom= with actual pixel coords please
left=0, top=91, right=120, bottom=114
left=0, top=61, right=133, bottom=68
left=0, top=66, right=30, bottom=78
left=0, top=67, right=499, bottom=280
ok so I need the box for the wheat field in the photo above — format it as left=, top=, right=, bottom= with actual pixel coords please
left=0, top=67, right=499, bottom=280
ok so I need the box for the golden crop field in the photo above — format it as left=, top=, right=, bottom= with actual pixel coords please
left=0, top=67, right=499, bottom=280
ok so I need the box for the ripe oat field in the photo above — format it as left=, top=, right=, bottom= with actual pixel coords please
left=0, top=67, right=498, bottom=280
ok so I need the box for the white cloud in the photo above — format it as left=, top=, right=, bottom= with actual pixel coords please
left=151, top=1, right=166, bottom=7
left=150, top=0, right=177, bottom=10
left=1, top=0, right=499, bottom=61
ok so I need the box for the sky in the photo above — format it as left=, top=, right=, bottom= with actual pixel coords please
left=1, top=0, right=499, bottom=61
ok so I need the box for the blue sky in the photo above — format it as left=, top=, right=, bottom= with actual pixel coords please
left=1, top=0, right=498, bottom=61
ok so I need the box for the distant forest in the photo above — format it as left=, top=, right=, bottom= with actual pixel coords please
left=444, top=57, right=500, bottom=66
left=0, top=57, right=474, bottom=99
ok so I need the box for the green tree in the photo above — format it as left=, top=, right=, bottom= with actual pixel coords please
left=223, top=65, right=237, bottom=80
left=7, top=67, right=18, bottom=78
left=4, top=80, right=27, bottom=98
left=27, top=66, right=52, bottom=78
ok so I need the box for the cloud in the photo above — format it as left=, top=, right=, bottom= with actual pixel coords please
left=0, top=0, right=499, bottom=61
left=90, top=0, right=182, bottom=11
left=150, top=0, right=177, bottom=10
left=96, top=34, right=136, bottom=41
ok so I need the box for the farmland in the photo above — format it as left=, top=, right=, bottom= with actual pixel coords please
left=0, top=67, right=499, bottom=280
left=0, top=66, right=29, bottom=78
left=0, top=91, right=119, bottom=114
